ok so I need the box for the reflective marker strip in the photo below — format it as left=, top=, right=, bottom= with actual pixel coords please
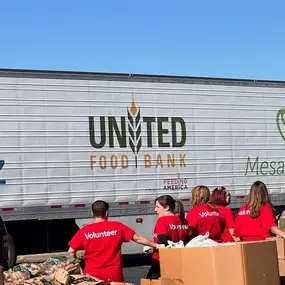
left=74, top=204, right=85, bottom=208
left=140, top=201, right=150, bottom=204
left=50, top=205, right=62, bottom=209
left=181, top=199, right=190, bottom=202
left=119, top=202, right=129, bottom=205
left=2, top=208, right=14, bottom=211
left=237, top=196, right=246, bottom=199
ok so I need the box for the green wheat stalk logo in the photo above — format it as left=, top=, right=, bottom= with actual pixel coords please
left=128, top=97, right=142, bottom=168
left=277, top=108, right=285, bottom=142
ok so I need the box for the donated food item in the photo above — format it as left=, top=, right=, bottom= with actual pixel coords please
left=110, top=283, right=134, bottom=285
left=23, top=276, right=48, bottom=285
left=3, top=256, right=81, bottom=284
left=166, top=240, right=184, bottom=248
left=4, top=264, right=31, bottom=282
left=70, top=274, right=105, bottom=285
left=54, top=269, right=70, bottom=285
left=185, top=232, right=219, bottom=248
left=43, top=257, right=81, bottom=275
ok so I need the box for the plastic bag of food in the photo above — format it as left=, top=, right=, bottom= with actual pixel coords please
left=42, top=256, right=81, bottom=274
left=70, top=274, right=104, bottom=285
left=4, top=264, right=31, bottom=283
left=54, top=268, right=70, bottom=285
left=185, top=232, right=218, bottom=248
left=166, top=240, right=185, bottom=248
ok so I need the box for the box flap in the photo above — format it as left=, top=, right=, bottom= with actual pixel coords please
left=242, top=240, right=280, bottom=285
left=279, top=259, right=285, bottom=276
left=266, top=237, right=285, bottom=259
left=180, top=247, right=216, bottom=284
left=213, top=243, right=245, bottom=285
left=160, top=248, right=183, bottom=279
left=160, top=278, right=184, bottom=285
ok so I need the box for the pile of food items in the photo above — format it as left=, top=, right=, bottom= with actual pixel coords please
left=3, top=257, right=108, bottom=285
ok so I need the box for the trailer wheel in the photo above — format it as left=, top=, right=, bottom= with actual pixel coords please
left=7, top=233, right=16, bottom=268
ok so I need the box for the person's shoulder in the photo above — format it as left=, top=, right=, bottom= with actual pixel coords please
left=262, top=203, right=274, bottom=211
left=239, top=204, right=248, bottom=210
left=219, top=205, right=232, bottom=213
left=79, top=222, right=96, bottom=232
left=156, top=216, right=168, bottom=224
left=264, top=203, right=273, bottom=208
left=187, top=204, right=205, bottom=217
left=188, top=204, right=202, bottom=214
left=106, top=220, right=123, bottom=227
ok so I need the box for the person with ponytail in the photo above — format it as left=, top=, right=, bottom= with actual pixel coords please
left=186, top=185, right=233, bottom=243
left=234, top=181, right=285, bottom=241
left=146, top=195, right=189, bottom=279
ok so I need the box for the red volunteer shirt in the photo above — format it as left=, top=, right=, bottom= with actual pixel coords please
left=217, top=205, right=235, bottom=229
left=152, top=215, right=189, bottom=261
left=186, top=203, right=233, bottom=243
left=68, top=220, right=135, bottom=282
left=233, top=203, right=277, bottom=242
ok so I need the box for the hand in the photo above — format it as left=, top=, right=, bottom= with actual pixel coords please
left=143, top=246, right=154, bottom=253
left=156, top=244, right=165, bottom=249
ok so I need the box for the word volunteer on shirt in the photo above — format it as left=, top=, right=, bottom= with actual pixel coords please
left=238, top=210, right=251, bottom=216
left=199, top=211, right=220, bottom=218
left=84, top=230, right=118, bottom=239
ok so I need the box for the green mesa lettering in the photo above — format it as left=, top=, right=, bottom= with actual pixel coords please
left=244, top=156, right=285, bottom=176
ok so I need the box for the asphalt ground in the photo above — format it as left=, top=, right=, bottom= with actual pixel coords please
left=123, top=266, right=149, bottom=285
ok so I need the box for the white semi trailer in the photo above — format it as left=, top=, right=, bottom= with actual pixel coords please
left=0, top=69, right=285, bottom=266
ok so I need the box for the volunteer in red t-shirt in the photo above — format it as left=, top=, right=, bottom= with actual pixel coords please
left=186, top=185, right=233, bottom=243
left=145, top=195, right=190, bottom=280
left=234, top=181, right=285, bottom=242
left=210, top=187, right=236, bottom=241
left=68, top=200, right=164, bottom=282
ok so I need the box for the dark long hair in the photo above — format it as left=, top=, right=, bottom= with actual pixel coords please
left=155, top=195, right=187, bottom=225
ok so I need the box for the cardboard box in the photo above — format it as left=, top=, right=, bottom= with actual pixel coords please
left=159, top=240, right=280, bottom=285
left=279, top=259, right=285, bottom=285
left=279, top=259, right=285, bottom=276
left=110, top=283, right=134, bottom=285
left=267, top=237, right=285, bottom=259
left=140, top=279, right=183, bottom=285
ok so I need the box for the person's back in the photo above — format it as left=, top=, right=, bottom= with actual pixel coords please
left=216, top=205, right=235, bottom=230
left=68, top=200, right=160, bottom=282
left=234, top=203, right=276, bottom=241
left=187, top=203, right=224, bottom=242
left=69, top=220, right=135, bottom=281
left=164, top=215, right=189, bottom=242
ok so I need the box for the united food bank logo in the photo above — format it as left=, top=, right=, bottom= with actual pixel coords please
left=89, top=97, right=187, bottom=169
left=277, top=108, right=285, bottom=142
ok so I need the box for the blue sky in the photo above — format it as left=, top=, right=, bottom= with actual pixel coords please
left=0, top=1, right=284, bottom=80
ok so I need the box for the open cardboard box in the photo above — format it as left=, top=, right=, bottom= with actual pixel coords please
left=141, top=279, right=183, bottom=285
left=159, top=240, right=280, bottom=285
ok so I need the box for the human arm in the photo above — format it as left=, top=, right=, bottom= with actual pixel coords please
left=261, top=204, right=284, bottom=237
left=233, top=210, right=242, bottom=239
left=229, top=228, right=240, bottom=242
left=120, top=222, right=164, bottom=252
left=67, top=247, right=77, bottom=258
left=67, top=230, right=84, bottom=258
left=224, top=208, right=236, bottom=241
left=132, top=233, right=162, bottom=249
left=270, top=226, right=285, bottom=238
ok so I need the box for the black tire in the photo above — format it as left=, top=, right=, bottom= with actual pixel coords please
left=7, top=233, right=16, bottom=268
